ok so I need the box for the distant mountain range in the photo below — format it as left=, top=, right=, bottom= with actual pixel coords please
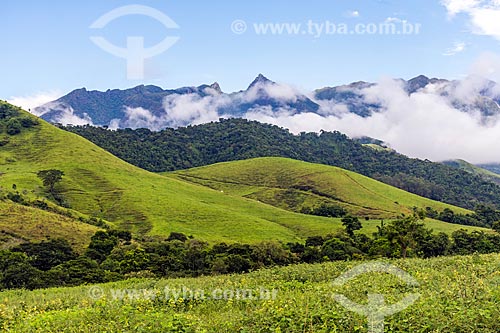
left=33, top=74, right=500, bottom=129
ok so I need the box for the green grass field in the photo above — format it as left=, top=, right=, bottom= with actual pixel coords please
left=0, top=103, right=486, bottom=248
left=1, top=253, right=499, bottom=332
left=172, top=157, right=471, bottom=219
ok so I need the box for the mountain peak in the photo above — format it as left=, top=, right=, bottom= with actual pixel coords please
left=209, top=82, right=222, bottom=93
left=406, top=75, right=432, bottom=93
left=248, top=74, right=273, bottom=89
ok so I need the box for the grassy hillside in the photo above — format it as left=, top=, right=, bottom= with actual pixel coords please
left=0, top=102, right=364, bottom=243
left=1, top=253, right=499, bottom=332
left=0, top=200, right=100, bottom=252
left=173, top=157, right=471, bottom=219
left=0, top=102, right=485, bottom=245
left=64, top=118, right=500, bottom=210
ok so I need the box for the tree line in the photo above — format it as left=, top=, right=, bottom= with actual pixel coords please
left=2, top=216, right=500, bottom=291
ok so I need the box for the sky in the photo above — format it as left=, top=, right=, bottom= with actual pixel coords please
left=3, top=0, right=500, bottom=105
left=4, top=1, right=500, bottom=163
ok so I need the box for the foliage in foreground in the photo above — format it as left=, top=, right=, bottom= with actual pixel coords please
left=2, top=216, right=500, bottom=292
left=1, top=253, right=500, bottom=332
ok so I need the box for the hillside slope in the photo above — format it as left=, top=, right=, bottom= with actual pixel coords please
left=64, top=119, right=500, bottom=210
left=443, top=159, right=500, bottom=185
left=173, top=157, right=470, bottom=219
left=0, top=102, right=484, bottom=243
left=0, top=102, right=359, bottom=243
left=0, top=200, right=100, bottom=252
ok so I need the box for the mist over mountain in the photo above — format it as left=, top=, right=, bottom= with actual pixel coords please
left=32, top=74, right=500, bottom=163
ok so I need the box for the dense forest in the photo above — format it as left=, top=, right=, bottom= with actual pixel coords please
left=64, top=119, right=500, bottom=210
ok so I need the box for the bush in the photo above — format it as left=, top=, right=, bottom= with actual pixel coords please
left=6, top=119, right=22, bottom=135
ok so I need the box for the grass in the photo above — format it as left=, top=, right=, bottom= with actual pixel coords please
left=0, top=201, right=100, bottom=253
left=0, top=103, right=486, bottom=247
left=172, top=157, right=471, bottom=218
left=1, top=253, right=499, bottom=332
left=0, top=106, right=356, bottom=244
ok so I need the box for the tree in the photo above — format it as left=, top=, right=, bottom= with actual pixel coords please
left=341, top=215, right=362, bottom=237
left=384, top=216, right=430, bottom=258
left=37, top=169, right=64, bottom=194
left=13, top=238, right=77, bottom=271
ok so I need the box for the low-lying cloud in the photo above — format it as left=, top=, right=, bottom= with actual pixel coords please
left=7, top=91, right=62, bottom=112
left=243, top=77, right=500, bottom=164
left=105, top=73, right=500, bottom=164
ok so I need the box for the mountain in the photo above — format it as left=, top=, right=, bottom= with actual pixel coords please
left=32, top=74, right=500, bottom=129
left=33, top=83, right=223, bottom=128
left=0, top=101, right=484, bottom=250
left=64, top=118, right=500, bottom=210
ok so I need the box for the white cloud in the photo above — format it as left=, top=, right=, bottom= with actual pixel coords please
left=345, top=10, right=360, bottom=18
left=443, top=41, right=467, bottom=56
left=7, top=90, right=62, bottom=112
left=442, top=0, right=500, bottom=40
left=385, top=17, right=406, bottom=23
left=442, top=0, right=481, bottom=16
left=241, top=81, right=301, bottom=104
left=37, top=102, right=93, bottom=126
left=241, top=75, right=500, bottom=164
left=162, top=93, right=231, bottom=127
left=121, top=107, right=161, bottom=130
left=470, top=52, right=500, bottom=82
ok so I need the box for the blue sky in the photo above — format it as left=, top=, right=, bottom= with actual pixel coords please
left=2, top=0, right=500, bottom=104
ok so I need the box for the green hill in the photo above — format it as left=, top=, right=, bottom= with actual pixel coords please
left=0, top=102, right=486, bottom=246
left=173, top=157, right=471, bottom=219
left=64, top=118, right=500, bottom=210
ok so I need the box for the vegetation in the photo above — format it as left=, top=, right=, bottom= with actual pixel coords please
left=64, top=118, right=500, bottom=210
left=444, top=159, right=500, bottom=185
left=0, top=102, right=483, bottom=246
left=1, top=215, right=499, bottom=291
left=0, top=200, right=101, bottom=252
left=172, top=157, right=472, bottom=221
left=1, top=252, right=500, bottom=331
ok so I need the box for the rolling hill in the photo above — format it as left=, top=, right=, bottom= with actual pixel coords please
left=64, top=119, right=500, bottom=210
left=0, top=102, right=487, bottom=247
left=172, top=157, right=471, bottom=220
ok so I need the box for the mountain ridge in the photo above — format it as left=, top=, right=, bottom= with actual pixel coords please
left=32, top=74, right=500, bottom=130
